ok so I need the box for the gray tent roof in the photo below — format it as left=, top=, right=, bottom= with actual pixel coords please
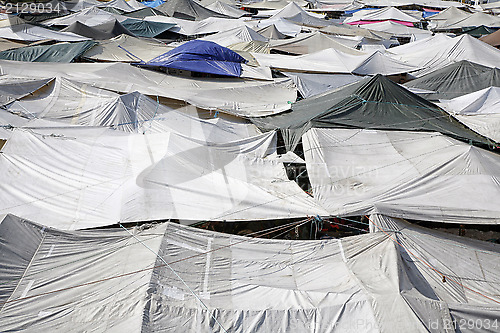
left=257, top=24, right=287, bottom=39
left=122, top=7, right=167, bottom=19
left=0, top=41, right=97, bottom=62
left=1, top=213, right=500, bottom=331
left=62, top=19, right=135, bottom=40
left=404, top=60, right=500, bottom=100
left=156, top=0, right=229, bottom=21
left=121, top=19, right=176, bottom=37
left=252, top=74, right=495, bottom=150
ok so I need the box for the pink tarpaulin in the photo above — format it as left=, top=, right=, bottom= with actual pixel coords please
left=347, top=20, right=415, bottom=27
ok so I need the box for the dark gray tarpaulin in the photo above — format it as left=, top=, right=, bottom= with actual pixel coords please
left=0, top=41, right=97, bottom=62
left=122, top=7, right=166, bottom=19
left=252, top=74, right=495, bottom=150
left=62, top=19, right=135, bottom=40
left=121, top=18, right=176, bottom=37
left=405, top=60, right=500, bottom=100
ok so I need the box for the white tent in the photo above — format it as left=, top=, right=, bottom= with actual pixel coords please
left=387, top=34, right=500, bottom=77
left=100, top=0, right=146, bottom=12
left=361, top=20, right=432, bottom=40
left=434, top=12, right=500, bottom=30
left=2, top=77, right=263, bottom=139
left=0, top=23, right=90, bottom=42
left=438, top=87, right=500, bottom=142
left=303, top=128, right=500, bottom=224
left=199, top=25, right=268, bottom=47
left=43, top=6, right=128, bottom=27
left=0, top=129, right=326, bottom=229
left=253, top=48, right=419, bottom=75
left=426, top=6, right=470, bottom=30
left=1, top=213, right=499, bottom=331
left=343, top=6, right=420, bottom=24
left=268, top=31, right=360, bottom=55
left=82, top=34, right=173, bottom=62
left=247, top=17, right=302, bottom=37
left=144, top=15, right=248, bottom=36
left=0, top=60, right=297, bottom=117
left=205, top=1, right=249, bottom=18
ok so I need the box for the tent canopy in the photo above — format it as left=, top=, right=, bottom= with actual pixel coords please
left=1, top=213, right=499, bottom=331
left=303, top=128, right=500, bottom=224
left=62, top=19, right=135, bottom=40
left=0, top=41, right=96, bottom=62
left=404, top=60, right=500, bottom=100
left=252, top=74, right=494, bottom=150
left=143, top=40, right=247, bottom=77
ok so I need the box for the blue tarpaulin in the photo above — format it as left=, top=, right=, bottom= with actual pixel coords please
left=144, top=40, right=246, bottom=77
left=142, top=0, right=164, bottom=8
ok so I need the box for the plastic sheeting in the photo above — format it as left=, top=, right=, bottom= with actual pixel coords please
left=0, top=77, right=53, bottom=106
left=257, top=24, right=287, bottom=39
left=404, top=60, right=500, bottom=100
left=0, top=41, right=97, bottom=62
left=144, top=16, right=249, bottom=36
left=252, top=48, right=419, bottom=74
left=156, top=0, right=228, bottom=20
left=200, top=26, right=268, bottom=47
left=388, top=34, right=500, bottom=77
left=252, top=74, right=494, bottom=150
left=344, top=6, right=420, bottom=24
left=435, top=12, right=500, bottom=31
left=283, top=72, right=364, bottom=98
left=205, top=1, right=249, bottom=18
left=2, top=79, right=262, bottom=138
left=480, top=28, right=500, bottom=47
left=62, top=19, right=135, bottom=40
left=121, top=18, right=176, bottom=37
left=0, top=23, right=90, bottom=42
left=438, top=87, right=500, bottom=142
left=360, top=20, right=432, bottom=39
left=0, top=60, right=296, bottom=116
left=82, top=34, right=173, bottom=62
left=303, top=128, right=500, bottom=224
left=43, top=6, right=128, bottom=27
left=1, top=214, right=500, bottom=331
left=268, top=32, right=360, bottom=55
left=143, top=40, right=246, bottom=77
left=0, top=129, right=326, bottom=229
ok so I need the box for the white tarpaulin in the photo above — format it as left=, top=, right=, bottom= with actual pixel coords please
left=360, top=20, right=432, bottom=39
left=144, top=16, right=248, bottom=36
left=43, top=7, right=129, bottom=27
left=268, top=31, right=360, bottom=55
left=1, top=214, right=499, bottom=332
left=82, top=34, right=173, bottom=62
left=0, top=60, right=297, bottom=117
left=253, top=48, right=419, bottom=75
left=302, top=128, right=500, bottom=224
left=438, top=87, right=500, bottom=142
left=344, top=6, right=420, bottom=24
left=199, top=25, right=268, bottom=47
left=2, top=78, right=262, bottom=139
left=0, top=129, right=326, bottom=229
left=205, top=1, right=249, bottom=18
left=387, top=34, right=500, bottom=77
left=0, top=23, right=90, bottom=42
